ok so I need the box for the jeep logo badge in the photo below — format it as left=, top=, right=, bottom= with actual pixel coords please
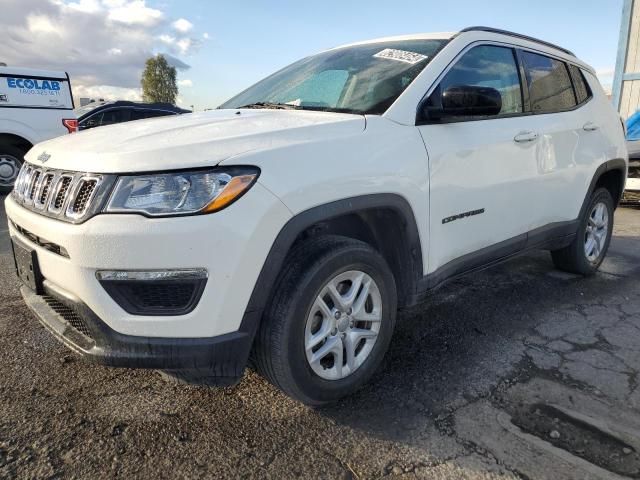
left=38, top=152, right=51, bottom=163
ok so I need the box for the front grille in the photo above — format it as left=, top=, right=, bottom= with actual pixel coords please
left=11, top=163, right=113, bottom=223
left=28, top=170, right=41, bottom=201
left=37, top=174, right=54, bottom=207
left=71, top=179, right=97, bottom=215
left=42, top=295, right=94, bottom=340
left=53, top=176, right=72, bottom=210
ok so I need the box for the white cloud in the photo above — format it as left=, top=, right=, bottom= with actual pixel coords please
left=74, top=83, right=142, bottom=102
left=0, top=0, right=200, bottom=103
left=27, top=14, right=58, bottom=34
left=172, top=18, right=193, bottom=33
left=176, top=38, right=192, bottom=55
left=67, top=0, right=102, bottom=13
left=203, top=32, right=209, bottom=39
left=107, top=0, right=164, bottom=27
left=158, top=34, right=176, bottom=45
left=178, top=79, right=193, bottom=88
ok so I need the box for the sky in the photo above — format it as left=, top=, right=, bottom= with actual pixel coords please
left=0, top=0, right=624, bottom=110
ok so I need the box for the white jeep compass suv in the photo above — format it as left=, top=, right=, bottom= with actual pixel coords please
left=6, top=27, right=627, bottom=404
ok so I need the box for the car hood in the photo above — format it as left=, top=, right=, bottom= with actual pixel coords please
left=25, top=109, right=366, bottom=173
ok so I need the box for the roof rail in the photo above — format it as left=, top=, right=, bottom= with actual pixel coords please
left=459, top=26, right=575, bottom=57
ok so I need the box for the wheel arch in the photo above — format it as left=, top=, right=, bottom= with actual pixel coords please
left=580, top=159, right=627, bottom=218
left=239, top=194, right=424, bottom=340
left=0, top=132, right=33, bottom=153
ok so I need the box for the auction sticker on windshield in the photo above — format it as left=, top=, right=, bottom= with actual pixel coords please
left=0, top=75, right=73, bottom=109
left=373, top=48, right=428, bottom=64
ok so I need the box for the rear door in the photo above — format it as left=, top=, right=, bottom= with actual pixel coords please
left=515, top=51, right=594, bottom=227
left=417, top=44, right=539, bottom=276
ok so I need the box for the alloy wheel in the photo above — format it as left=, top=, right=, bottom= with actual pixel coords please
left=584, top=201, right=609, bottom=263
left=304, top=270, right=382, bottom=380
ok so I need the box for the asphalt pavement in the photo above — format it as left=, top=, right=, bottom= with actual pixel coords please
left=1, top=196, right=640, bottom=479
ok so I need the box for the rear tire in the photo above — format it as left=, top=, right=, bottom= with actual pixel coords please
left=0, top=144, right=25, bottom=194
left=551, top=187, right=614, bottom=275
left=253, top=235, right=397, bottom=405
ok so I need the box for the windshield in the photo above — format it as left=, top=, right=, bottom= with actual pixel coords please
left=220, top=39, right=447, bottom=115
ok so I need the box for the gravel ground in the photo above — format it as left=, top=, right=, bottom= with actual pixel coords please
left=1, top=197, right=639, bottom=479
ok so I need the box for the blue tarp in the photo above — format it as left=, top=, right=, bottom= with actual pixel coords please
left=626, top=110, right=640, bottom=140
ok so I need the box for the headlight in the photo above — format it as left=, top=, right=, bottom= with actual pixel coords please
left=105, top=167, right=259, bottom=216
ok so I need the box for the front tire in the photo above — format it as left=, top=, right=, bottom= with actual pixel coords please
left=254, top=236, right=397, bottom=405
left=551, top=187, right=614, bottom=275
left=0, top=144, right=25, bottom=194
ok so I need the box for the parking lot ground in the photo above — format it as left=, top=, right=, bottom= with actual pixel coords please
left=1, top=198, right=639, bottom=479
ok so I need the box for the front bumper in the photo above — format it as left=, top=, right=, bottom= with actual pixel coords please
left=5, top=183, right=291, bottom=339
left=21, top=282, right=254, bottom=377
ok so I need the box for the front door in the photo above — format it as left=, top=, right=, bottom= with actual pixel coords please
left=417, top=44, right=539, bottom=278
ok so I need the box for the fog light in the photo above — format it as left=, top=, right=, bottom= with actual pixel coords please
left=96, top=269, right=208, bottom=281
left=96, top=269, right=208, bottom=316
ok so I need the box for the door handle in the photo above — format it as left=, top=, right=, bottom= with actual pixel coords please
left=583, top=122, right=599, bottom=132
left=514, top=131, right=539, bottom=143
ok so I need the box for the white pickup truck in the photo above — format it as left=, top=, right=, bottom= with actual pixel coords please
left=0, top=66, right=76, bottom=193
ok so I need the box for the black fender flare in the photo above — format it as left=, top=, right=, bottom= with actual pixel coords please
left=238, top=193, right=424, bottom=342
left=578, top=158, right=627, bottom=219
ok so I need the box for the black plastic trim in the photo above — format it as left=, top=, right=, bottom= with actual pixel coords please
left=0, top=73, right=68, bottom=81
left=21, top=283, right=251, bottom=377
left=412, top=220, right=578, bottom=301
left=239, top=194, right=423, bottom=333
left=578, top=158, right=628, bottom=214
left=99, top=277, right=207, bottom=316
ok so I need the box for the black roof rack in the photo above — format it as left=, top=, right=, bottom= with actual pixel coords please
left=459, top=26, right=575, bottom=57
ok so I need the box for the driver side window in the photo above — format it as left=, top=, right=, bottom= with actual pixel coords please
left=439, top=45, right=523, bottom=116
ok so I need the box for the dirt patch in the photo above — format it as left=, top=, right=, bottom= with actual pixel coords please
left=509, top=402, right=640, bottom=478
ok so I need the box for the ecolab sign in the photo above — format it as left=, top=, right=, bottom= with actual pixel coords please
left=8, top=77, right=62, bottom=95
left=0, top=75, right=73, bottom=109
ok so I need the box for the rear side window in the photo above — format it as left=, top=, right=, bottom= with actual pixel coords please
left=568, top=64, right=592, bottom=104
left=438, top=45, right=523, bottom=115
left=521, top=51, right=576, bottom=113
left=100, top=109, right=129, bottom=126
left=145, top=110, right=174, bottom=118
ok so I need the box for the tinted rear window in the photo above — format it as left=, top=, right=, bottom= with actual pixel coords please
left=521, top=51, right=576, bottom=113
left=568, top=64, right=591, bottom=104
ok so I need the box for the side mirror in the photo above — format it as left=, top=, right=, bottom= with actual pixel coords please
left=423, top=85, right=502, bottom=121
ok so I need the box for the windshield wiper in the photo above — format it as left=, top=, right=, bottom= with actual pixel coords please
left=236, top=102, right=302, bottom=110
left=232, top=102, right=360, bottom=115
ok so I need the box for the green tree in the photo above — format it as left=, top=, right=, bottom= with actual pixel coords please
left=141, top=55, right=178, bottom=104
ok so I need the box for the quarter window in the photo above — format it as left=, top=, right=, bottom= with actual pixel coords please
left=521, top=51, right=576, bottom=113
left=437, top=45, right=523, bottom=116
left=568, top=64, right=591, bottom=104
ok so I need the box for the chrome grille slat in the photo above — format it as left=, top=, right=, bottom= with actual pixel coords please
left=26, top=169, right=41, bottom=203
left=50, top=175, right=73, bottom=213
left=11, top=163, right=108, bottom=223
left=34, top=172, right=54, bottom=210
